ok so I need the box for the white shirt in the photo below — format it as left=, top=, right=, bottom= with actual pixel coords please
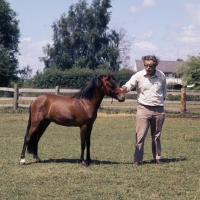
left=123, top=69, right=167, bottom=106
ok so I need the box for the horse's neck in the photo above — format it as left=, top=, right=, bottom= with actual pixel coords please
left=91, top=89, right=105, bottom=108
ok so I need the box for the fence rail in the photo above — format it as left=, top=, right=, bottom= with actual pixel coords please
left=0, top=85, right=198, bottom=112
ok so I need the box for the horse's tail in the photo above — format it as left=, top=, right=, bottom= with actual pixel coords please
left=26, top=103, right=35, bottom=154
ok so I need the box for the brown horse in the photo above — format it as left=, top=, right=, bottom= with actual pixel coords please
left=20, top=73, right=125, bottom=166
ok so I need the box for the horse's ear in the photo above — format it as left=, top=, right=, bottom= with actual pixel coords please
left=98, top=74, right=109, bottom=87
left=105, top=72, right=113, bottom=80
left=104, top=74, right=109, bottom=80
left=108, top=72, right=113, bottom=76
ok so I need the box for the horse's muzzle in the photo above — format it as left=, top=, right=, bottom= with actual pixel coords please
left=115, top=89, right=125, bottom=102
left=118, top=97, right=125, bottom=102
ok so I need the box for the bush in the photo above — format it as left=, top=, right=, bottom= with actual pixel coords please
left=113, top=68, right=135, bottom=87
left=0, top=91, right=13, bottom=97
left=167, top=82, right=183, bottom=89
left=30, top=68, right=135, bottom=89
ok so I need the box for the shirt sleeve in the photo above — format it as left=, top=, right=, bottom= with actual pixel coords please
left=122, top=74, right=138, bottom=92
left=163, top=75, right=167, bottom=99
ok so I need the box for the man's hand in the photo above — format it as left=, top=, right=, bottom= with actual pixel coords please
left=120, top=86, right=127, bottom=93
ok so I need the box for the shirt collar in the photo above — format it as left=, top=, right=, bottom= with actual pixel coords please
left=142, top=69, right=158, bottom=77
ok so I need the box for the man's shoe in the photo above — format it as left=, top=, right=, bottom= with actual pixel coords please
left=133, top=162, right=140, bottom=166
left=155, top=159, right=163, bottom=164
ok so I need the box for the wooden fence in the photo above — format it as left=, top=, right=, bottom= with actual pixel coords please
left=0, top=84, right=198, bottom=112
left=0, top=85, right=79, bottom=110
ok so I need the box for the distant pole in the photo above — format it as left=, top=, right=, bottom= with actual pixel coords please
left=55, top=86, right=60, bottom=95
left=180, top=88, right=186, bottom=115
left=14, top=84, right=19, bottom=110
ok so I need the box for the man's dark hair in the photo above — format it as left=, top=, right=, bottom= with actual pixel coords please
left=142, top=55, right=160, bottom=66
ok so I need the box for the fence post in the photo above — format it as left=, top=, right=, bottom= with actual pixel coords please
left=180, top=88, right=186, bottom=115
left=55, top=86, right=60, bottom=95
left=14, top=84, right=18, bottom=110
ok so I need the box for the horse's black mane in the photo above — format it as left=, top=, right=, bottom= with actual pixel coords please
left=71, top=74, right=117, bottom=100
left=72, top=76, right=101, bottom=100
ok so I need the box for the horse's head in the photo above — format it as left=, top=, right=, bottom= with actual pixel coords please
left=99, top=73, right=125, bottom=102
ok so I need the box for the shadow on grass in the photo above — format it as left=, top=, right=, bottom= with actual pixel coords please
left=25, top=157, right=187, bottom=166
left=142, top=157, right=187, bottom=165
left=24, top=158, right=124, bottom=165
left=41, top=158, right=122, bottom=165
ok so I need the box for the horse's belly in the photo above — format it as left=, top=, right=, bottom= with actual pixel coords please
left=54, top=121, right=79, bottom=127
left=51, top=116, right=80, bottom=127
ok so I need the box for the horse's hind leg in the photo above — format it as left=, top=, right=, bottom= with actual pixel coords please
left=20, top=125, right=38, bottom=165
left=20, top=106, right=32, bottom=165
left=20, top=138, right=28, bottom=165
left=20, top=111, right=47, bottom=165
left=32, top=120, right=50, bottom=163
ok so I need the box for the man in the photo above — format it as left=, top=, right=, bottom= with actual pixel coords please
left=120, top=55, right=167, bottom=166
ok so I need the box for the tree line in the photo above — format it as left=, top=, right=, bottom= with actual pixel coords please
left=0, top=0, right=199, bottom=89
left=0, top=0, right=134, bottom=88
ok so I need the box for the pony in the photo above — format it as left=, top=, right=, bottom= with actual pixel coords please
left=20, top=73, right=125, bottom=166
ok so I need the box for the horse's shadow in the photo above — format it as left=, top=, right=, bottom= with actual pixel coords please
left=41, top=158, right=121, bottom=165
left=26, top=157, right=187, bottom=165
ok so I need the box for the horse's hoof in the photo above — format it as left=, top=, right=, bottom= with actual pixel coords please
left=88, top=162, right=94, bottom=166
left=81, top=161, right=88, bottom=167
left=34, top=155, right=41, bottom=163
left=19, top=159, right=26, bottom=165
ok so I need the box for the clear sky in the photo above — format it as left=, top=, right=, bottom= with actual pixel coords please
left=7, top=0, right=200, bottom=74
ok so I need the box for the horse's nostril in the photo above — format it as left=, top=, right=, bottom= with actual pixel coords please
left=118, top=97, right=125, bottom=102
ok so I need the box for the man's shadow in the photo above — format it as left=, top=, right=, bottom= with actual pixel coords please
left=142, top=157, right=187, bottom=165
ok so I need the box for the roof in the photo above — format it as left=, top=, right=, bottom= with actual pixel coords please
left=135, top=60, right=183, bottom=73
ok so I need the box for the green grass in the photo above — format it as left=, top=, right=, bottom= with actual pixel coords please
left=1, top=112, right=200, bottom=199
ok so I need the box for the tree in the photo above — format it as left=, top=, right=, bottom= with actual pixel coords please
left=0, top=0, right=20, bottom=86
left=17, top=65, right=32, bottom=84
left=0, top=46, right=10, bottom=86
left=40, top=0, right=121, bottom=71
left=115, top=28, right=133, bottom=69
left=175, top=55, right=200, bottom=86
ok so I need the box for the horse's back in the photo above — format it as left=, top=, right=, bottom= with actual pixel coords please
left=31, top=93, right=74, bottom=111
left=32, top=93, right=72, bottom=106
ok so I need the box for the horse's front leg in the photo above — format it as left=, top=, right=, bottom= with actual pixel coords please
left=80, top=134, right=86, bottom=166
left=80, top=124, right=89, bottom=166
left=85, top=124, right=93, bottom=166
left=80, top=124, right=93, bottom=166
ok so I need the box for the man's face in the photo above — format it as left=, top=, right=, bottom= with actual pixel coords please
left=144, top=60, right=156, bottom=76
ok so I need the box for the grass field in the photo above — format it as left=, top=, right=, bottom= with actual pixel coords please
left=1, top=111, right=200, bottom=199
